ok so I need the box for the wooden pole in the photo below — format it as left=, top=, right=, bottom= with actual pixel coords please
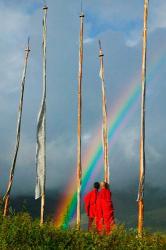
left=99, top=40, right=110, bottom=183
left=77, top=12, right=84, bottom=229
left=40, top=193, right=45, bottom=225
left=138, top=0, right=149, bottom=235
left=3, top=39, right=30, bottom=217
left=40, top=5, right=48, bottom=226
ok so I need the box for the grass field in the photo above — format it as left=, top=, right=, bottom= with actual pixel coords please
left=0, top=210, right=166, bottom=250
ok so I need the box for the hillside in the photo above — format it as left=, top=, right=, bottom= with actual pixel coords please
left=7, top=185, right=166, bottom=232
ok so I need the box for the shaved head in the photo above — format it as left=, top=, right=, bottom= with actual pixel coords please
left=100, top=181, right=105, bottom=188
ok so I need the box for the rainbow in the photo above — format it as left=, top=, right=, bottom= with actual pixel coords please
left=54, top=47, right=166, bottom=228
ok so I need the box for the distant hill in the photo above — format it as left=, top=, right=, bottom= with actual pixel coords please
left=112, top=184, right=166, bottom=231
left=9, top=190, right=61, bottom=219
left=8, top=185, right=166, bottom=231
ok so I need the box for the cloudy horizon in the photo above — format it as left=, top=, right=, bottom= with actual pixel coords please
left=0, top=0, right=166, bottom=197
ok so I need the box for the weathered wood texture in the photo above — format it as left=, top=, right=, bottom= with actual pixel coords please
left=138, top=0, right=149, bottom=235
left=77, top=12, right=84, bottom=229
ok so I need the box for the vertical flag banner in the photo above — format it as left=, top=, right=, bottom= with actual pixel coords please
left=99, top=40, right=110, bottom=183
left=35, top=5, right=48, bottom=225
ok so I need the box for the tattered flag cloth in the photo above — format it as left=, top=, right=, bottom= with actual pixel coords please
left=99, top=44, right=110, bottom=183
left=35, top=8, right=47, bottom=200
left=137, top=0, right=149, bottom=203
left=35, top=96, right=46, bottom=200
left=137, top=174, right=145, bottom=202
left=137, top=139, right=146, bottom=201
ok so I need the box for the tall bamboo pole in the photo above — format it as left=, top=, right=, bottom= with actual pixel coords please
left=138, top=0, right=149, bottom=235
left=99, top=41, right=110, bottom=183
left=77, top=11, right=84, bottom=229
left=3, top=39, right=30, bottom=216
left=40, top=5, right=48, bottom=226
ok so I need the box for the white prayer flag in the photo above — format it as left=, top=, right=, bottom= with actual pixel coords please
left=35, top=98, right=46, bottom=200
left=35, top=7, right=47, bottom=200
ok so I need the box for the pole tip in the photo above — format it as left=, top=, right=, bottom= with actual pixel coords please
left=99, top=40, right=102, bottom=49
left=98, top=40, right=104, bottom=57
left=80, top=12, right=84, bottom=18
left=43, top=5, right=48, bottom=10
left=25, top=37, right=30, bottom=52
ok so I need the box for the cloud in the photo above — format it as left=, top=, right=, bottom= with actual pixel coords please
left=84, top=0, right=166, bottom=47
left=0, top=0, right=166, bottom=195
left=84, top=37, right=94, bottom=45
left=82, top=133, right=92, bottom=143
left=118, top=128, right=139, bottom=161
left=125, top=28, right=142, bottom=48
left=0, top=3, right=30, bottom=93
left=150, top=2, right=166, bottom=30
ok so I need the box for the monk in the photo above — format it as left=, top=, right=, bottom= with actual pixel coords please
left=84, top=182, right=100, bottom=231
left=96, top=181, right=115, bottom=235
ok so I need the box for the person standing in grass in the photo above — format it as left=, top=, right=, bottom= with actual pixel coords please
left=96, top=181, right=115, bottom=235
left=84, top=182, right=100, bottom=231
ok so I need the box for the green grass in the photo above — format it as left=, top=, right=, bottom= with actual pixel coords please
left=0, top=211, right=166, bottom=250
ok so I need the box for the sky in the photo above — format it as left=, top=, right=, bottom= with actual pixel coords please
left=0, top=0, right=166, bottom=196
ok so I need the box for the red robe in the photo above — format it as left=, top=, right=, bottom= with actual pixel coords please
left=96, top=188, right=115, bottom=234
left=84, top=188, right=98, bottom=218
